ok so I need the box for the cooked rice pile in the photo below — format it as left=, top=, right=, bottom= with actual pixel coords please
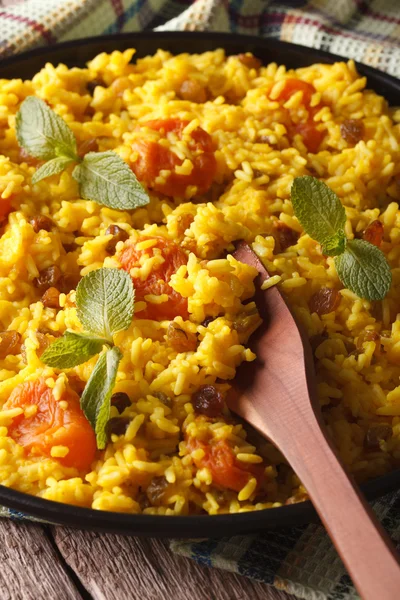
left=0, top=48, right=399, bottom=515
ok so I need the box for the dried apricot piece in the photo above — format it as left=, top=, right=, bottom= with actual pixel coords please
left=4, top=378, right=96, bottom=470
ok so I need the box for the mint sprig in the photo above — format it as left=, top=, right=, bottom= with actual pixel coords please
left=291, top=176, right=346, bottom=257
left=80, top=346, right=122, bottom=449
left=16, top=97, right=149, bottom=211
left=290, top=176, right=392, bottom=301
left=41, top=267, right=135, bottom=449
left=73, top=152, right=149, bottom=210
left=16, top=96, right=78, bottom=161
left=41, top=331, right=111, bottom=369
left=32, top=156, right=75, bottom=184
left=76, top=268, right=134, bottom=341
left=335, top=239, right=392, bottom=301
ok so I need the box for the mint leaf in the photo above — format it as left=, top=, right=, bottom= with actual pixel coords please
left=41, top=331, right=110, bottom=368
left=321, top=231, right=347, bottom=257
left=76, top=268, right=135, bottom=341
left=32, top=156, right=75, bottom=184
left=80, top=346, right=122, bottom=449
left=291, top=176, right=346, bottom=246
left=72, top=151, right=149, bottom=210
left=334, top=239, right=392, bottom=300
left=16, top=96, right=78, bottom=161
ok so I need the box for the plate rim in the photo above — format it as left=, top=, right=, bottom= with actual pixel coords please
left=0, top=30, right=399, bottom=536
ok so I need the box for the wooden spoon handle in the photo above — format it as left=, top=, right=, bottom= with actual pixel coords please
left=269, top=413, right=400, bottom=600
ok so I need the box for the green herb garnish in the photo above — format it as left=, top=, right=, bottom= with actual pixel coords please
left=80, top=346, right=122, bottom=450
left=291, top=176, right=392, bottom=301
left=73, top=151, right=149, bottom=210
left=16, top=96, right=78, bottom=161
left=41, top=267, right=135, bottom=448
left=16, top=96, right=149, bottom=210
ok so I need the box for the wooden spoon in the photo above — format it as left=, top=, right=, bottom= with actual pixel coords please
left=230, top=241, right=400, bottom=600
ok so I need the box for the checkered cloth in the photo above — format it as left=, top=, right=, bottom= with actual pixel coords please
left=1, top=1, right=400, bottom=599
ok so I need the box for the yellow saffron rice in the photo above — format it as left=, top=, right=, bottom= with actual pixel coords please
left=0, top=48, right=399, bottom=515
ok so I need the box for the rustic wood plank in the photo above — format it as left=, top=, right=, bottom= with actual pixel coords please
left=0, top=520, right=83, bottom=600
left=52, top=526, right=297, bottom=600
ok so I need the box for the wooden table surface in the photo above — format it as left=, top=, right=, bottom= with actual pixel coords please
left=0, top=518, right=298, bottom=600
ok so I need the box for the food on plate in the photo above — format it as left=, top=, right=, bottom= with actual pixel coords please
left=0, top=48, right=399, bottom=515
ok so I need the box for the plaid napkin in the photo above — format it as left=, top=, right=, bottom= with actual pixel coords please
left=1, top=1, right=400, bottom=599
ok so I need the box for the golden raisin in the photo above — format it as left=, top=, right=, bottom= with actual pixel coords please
left=146, top=476, right=169, bottom=506
left=192, top=385, right=224, bottom=418
left=233, top=311, right=262, bottom=343
left=309, top=288, right=340, bottom=316
left=111, top=392, right=131, bottom=414
left=105, top=224, right=129, bottom=254
left=36, top=332, right=52, bottom=358
left=178, top=79, right=208, bottom=103
left=340, top=119, right=364, bottom=145
left=363, top=220, right=384, bottom=247
left=365, top=424, right=392, bottom=449
left=29, top=215, right=54, bottom=233
left=34, top=265, right=62, bottom=292
left=357, top=330, right=380, bottom=349
left=237, top=53, right=262, bottom=70
left=0, top=331, right=22, bottom=359
left=41, top=287, right=60, bottom=309
left=273, top=222, right=299, bottom=252
left=166, top=322, right=197, bottom=352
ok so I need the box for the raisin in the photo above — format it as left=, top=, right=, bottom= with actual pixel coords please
left=166, top=322, right=197, bottom=352
left=365, top=424, right=392, bottom=449
left=192, top=385, right=224, bottom=418
left=357, top=329, right=380, bottom=350
left=111, top=392, right=131, bottom=414
left=201, top=316, right=215, bottom=328
left=106, top=417, right=131, bottom=439
left=273, top=222, right=299, bottom=252
left=105, top=224, right=129, bottom=254
left=152, top=391, right=171, bottom=406
left=29, top=215, right=54, bottom=233
left=86, top=79, right=103, bottom=95
left=363, top=220, right=384, bottom=247
left=34, top=265, right=62, bottom=292
left=77, top=138, right=99, bottom=158
left=309, top=332, right=328, bottom=353
left=36, top=332, right=52, bottom=358
left=63, top=241, right=78, bottom=253
left=237, top=54, right=262, bottom=70
left=178, top=79, right=208, bottom=103
left=136, top=491, right=151, bottom=509
left=41, top=287, right=60, bottom=309
left=145, top=476, right=169, bottom=506
left=340, top=119, right=364, bottom=145
left=0, top=331, right=22, bottom=359
left=309, top=288, right=340, bottom=316
left=233, top=311, right=260, bottom=335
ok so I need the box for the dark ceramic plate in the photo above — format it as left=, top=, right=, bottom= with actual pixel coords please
left=0, top=32, right=399, bottom=537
